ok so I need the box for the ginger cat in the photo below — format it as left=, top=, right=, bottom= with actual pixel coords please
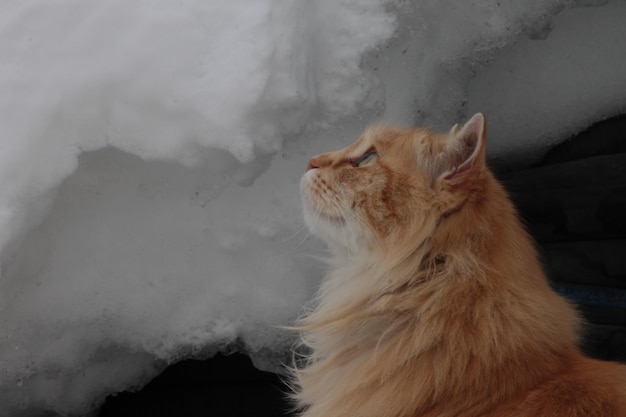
left=294, top=113, right=626, bottom=417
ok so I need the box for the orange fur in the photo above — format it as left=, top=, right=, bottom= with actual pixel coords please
left=293, top=113, right=626, bottom=417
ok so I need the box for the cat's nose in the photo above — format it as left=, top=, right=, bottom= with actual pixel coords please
left=306, top=157, right=320, bottom=172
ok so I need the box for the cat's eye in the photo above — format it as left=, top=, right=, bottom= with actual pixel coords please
left=356, top=151, right=379, bottom=167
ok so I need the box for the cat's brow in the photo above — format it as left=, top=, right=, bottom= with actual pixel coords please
left=346, top=135, right=375, bottom=158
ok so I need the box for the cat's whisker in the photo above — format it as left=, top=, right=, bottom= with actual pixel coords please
left=279, top=222, right=312, bottom=244
left=334, top=197, right=382, bottom=247
left=327, top=190, right=364, bottom=228
left=328, top=198, right=360, bottom=249
left=276, top=210, right=324, bottom=258
left=273, top=231, right=314, bottom=260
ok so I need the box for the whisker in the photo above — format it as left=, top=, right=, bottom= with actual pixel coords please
left=336, top=198, right=368, bottom=229
left=320, top=184, right=364, bottom=230
left=328, top=198, right=351, bottom=247
left=279, top=222, right=311, bottom=244
left=285, top=208, right=323, bottom=254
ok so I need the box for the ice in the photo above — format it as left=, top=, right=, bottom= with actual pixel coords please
left=1, top=0, right=625, bottom=415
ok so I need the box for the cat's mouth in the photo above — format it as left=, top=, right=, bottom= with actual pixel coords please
left=317, top=209, right=346, bottom=225
left=300, top=181, right=347, bottom=227
left=302, top=191, right=346, bottom=226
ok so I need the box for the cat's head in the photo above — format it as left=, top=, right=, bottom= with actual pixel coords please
left=300, top=113, right=487, bottom=257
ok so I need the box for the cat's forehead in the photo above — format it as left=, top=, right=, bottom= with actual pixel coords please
left=350, top=124, right=433, bottom=155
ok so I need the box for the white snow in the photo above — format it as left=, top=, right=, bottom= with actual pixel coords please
left=0, top=0, right=625, bottom=415
left=468, top=0, right=626, bottom=167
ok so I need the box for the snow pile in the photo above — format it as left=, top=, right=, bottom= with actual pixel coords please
left=0, top=0, right=395, bottom=254
left=1, top=0, right=625, bottom=415
left=468, top=0, right=626, bottom=166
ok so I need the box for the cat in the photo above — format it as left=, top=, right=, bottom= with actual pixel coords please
left=293, top=113, right=626, bottom=417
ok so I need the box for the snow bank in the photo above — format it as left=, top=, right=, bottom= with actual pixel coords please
left=1, top=0, right=625, bottom=415
left=468, top=0, right=626, bottom=167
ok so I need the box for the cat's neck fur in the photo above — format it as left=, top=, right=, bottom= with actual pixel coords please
left=295, top=171, right=581, bottom=417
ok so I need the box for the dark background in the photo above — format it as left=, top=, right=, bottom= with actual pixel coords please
left=99, top=115, right=626, bottom=417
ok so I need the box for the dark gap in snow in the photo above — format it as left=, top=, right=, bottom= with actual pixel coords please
left=540, top=114, right=626, bottom=166
left=99, top=353, right=293, bottom=417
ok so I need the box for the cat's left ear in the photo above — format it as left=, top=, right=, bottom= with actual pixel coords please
left=439, top=113, right=486, bottom=187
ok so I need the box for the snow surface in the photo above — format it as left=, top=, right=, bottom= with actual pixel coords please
left=0, top=0, right=625, bottom=415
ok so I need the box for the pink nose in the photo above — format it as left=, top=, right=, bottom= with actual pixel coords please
left=306, top=157, right=320, bottom=172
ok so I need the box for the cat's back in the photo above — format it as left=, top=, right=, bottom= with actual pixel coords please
left=491, top=357, right=626, bottom=417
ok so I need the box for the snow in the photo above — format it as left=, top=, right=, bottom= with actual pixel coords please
left=0, top=0, right=625, bottom=415
left=468, top=0, right=626, bottom=167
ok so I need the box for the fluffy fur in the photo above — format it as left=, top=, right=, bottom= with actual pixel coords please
left=293, top=113, right=626, bottom=417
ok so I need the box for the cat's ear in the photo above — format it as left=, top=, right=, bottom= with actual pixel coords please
left=438, top=113, right=486, bottom=187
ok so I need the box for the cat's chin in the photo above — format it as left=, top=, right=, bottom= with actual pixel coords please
left=302, top=198, right=346, bottom=227
left=304, top=216, right=365, bottom=257
left=300, top=176, right=343, bottom=225
left=301, top=196, right=347, bottom=241
left=300, top=180, right=360, bottom=252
